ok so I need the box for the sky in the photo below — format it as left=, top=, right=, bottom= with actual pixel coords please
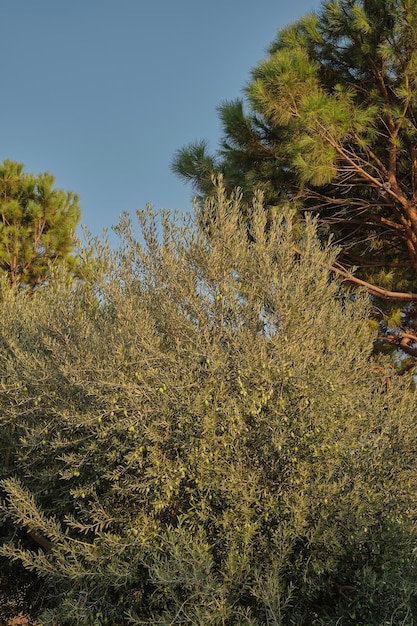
left=1, top=0, right=322, bottom=243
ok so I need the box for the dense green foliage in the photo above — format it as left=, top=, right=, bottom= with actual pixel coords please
left=1, top=185, right=416, bottom=624
left=173, top=0, right=417, bottom=360
left=0, top=159, right=80, bottom=290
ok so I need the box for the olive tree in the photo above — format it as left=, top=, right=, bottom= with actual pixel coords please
left=0, top=184, right=416, bottom=625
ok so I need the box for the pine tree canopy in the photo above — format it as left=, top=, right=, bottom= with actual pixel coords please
left=0, top=159, right=81, bottom=291
left=172, top=0, right=417, bottom=365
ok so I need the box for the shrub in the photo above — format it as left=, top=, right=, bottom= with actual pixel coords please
left=0, top=185, right=416, bottom=625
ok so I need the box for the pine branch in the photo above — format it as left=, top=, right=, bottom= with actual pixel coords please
left=331, top=262, right=417, bottom=302
left=293, top=243, right=417, bottom=302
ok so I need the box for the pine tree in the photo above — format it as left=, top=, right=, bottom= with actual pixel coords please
left=0, top=159, right=80, bottom=291
left=173, top=0, right=417, bottom=365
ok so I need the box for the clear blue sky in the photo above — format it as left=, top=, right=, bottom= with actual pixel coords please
left=1, top=0, right=321, bottom=241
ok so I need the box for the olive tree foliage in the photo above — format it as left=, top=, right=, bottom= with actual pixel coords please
left=0, top=184, right=416, bottom=625
left=0, top=159, right=80, bottom=290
